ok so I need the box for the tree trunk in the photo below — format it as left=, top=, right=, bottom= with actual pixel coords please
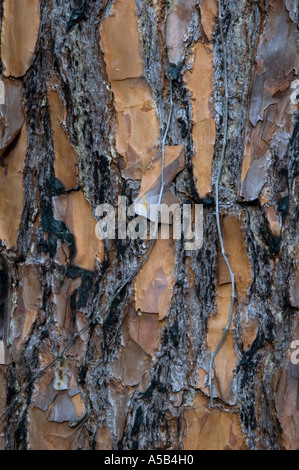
left=0, top=0, right=298, bottom=450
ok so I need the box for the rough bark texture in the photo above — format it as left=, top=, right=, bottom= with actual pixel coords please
left=0, top=0, right=298, bottom=450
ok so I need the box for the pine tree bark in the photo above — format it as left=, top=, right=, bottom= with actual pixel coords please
left=0, top=0, right=298, bottom=450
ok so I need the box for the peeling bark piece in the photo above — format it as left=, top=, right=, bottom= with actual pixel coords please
left=0, top=77, right=24, bottom=156
left=207, top=284, right=238, bottom=404
left=100, top=0, right=161, bottom=180
left=207, top=215, right=252, bottom=403
left=165, top=0, right=197, bottom=67
left=183, top=394, right=247, bottom=450
left=113, top=335, right=151, bottom=387
left=100, top=0, right=143, bottom=81
left=240, top=0, right=299, bottom=201
left=239, top=304, right=259, bottom=352
left=53, top=279, right=71, bottom=327
left=249, top=76, right=278, bottom=128
left=218, top=214, right=253, bottom=302
left=199, top=0, right=218, bottom=42
left=32, top=371, right=56, bottom=412
left=53, top=277, right=81, bottom=328
left=53, top=360, right=70, bottom=391
left=23, top=265, right=43, bottom=310
left=47, top=392, right=78, bottom=423
left=111, top=77, right=154, bottom=110
left=71, top=393, right=86, bottom=421
left=249, top=1, right=298, bottom=127
left=0, top=124, right=27, bottom=250
left=187, top=43, right=214, bottom=127
left=75, top=311, right=90, bottom=342
left=265, top=205, right=281, bottom=238
left=240, top=139, right=270, bottom=201
left=68, top=374, right=81, bottom=399
left=107, top=379, right=130, bottom=440
left=1, top=0, right=40, bottom=78
left=124, top=304, right=162, bottom=358
left=134, top=145, right=185, bottom=217
left=28, top=407, right=77, bottom=450
left=95, top=426, right=113, bottom=450
left=53, top=191, right=104, bottom=271
left=110, top=77, right=160, bottom=180
left=192, top=119, right=216, bottom=198
left=12, top=264, right=42, bottom=348
left=55, top=241, right=70, bottom=266
left=135, top=236, right=176, bottom=320
left=47, top=83, right=78, bottom=191
left=116, top=99, right=160, bottom=180
left=196, top=367, right=209, bottom=394
left=186, top=42, right=215, bottom=198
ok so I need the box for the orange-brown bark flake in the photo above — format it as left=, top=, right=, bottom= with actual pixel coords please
left=1, top=0, right=40, bottom=78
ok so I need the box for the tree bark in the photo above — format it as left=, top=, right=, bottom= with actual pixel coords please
left=0, top=0, right=298, bottom=450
